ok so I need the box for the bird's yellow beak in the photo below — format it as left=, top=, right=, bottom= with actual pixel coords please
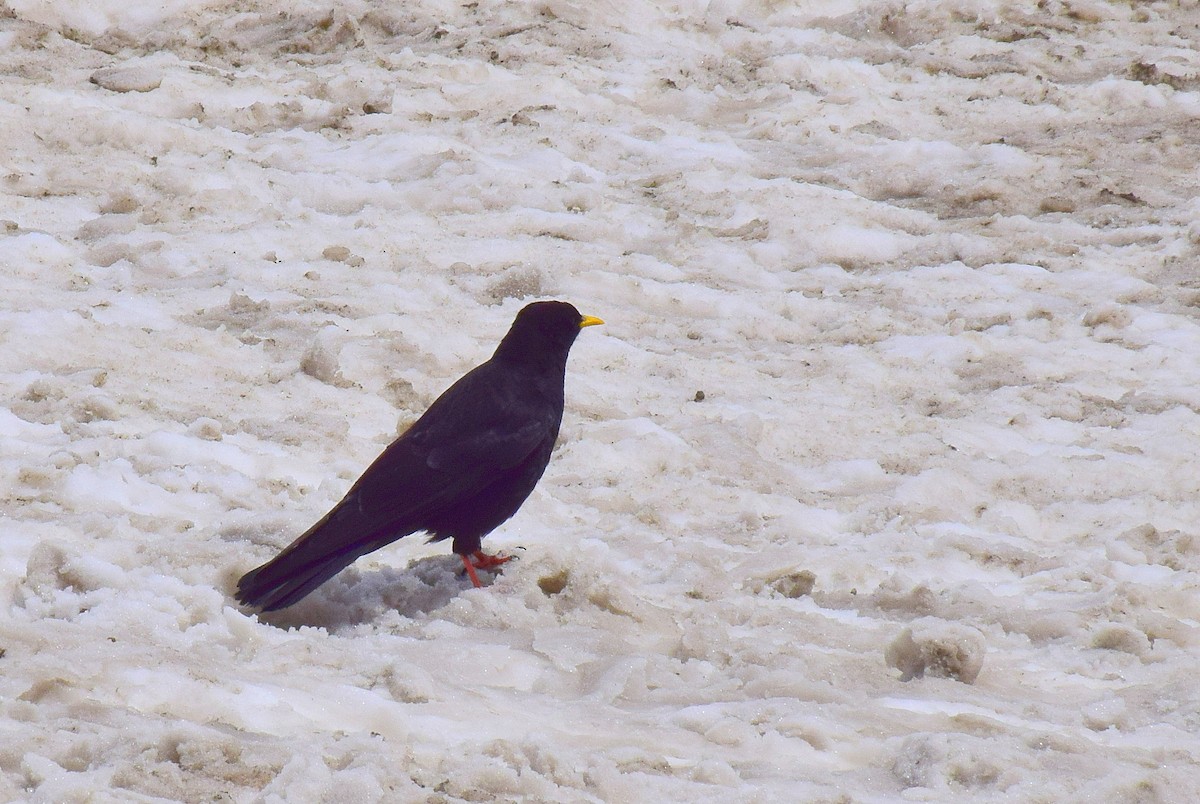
left=579, top=315, right=604, bottom=329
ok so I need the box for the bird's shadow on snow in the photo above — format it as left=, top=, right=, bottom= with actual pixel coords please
left=243, top=555, right=500, bottom=631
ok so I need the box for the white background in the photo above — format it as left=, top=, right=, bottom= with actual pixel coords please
left=3, top=1, right=1200, bottom=800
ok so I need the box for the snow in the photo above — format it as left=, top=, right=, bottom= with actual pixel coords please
left=3, top=0, right=1200, bottom=800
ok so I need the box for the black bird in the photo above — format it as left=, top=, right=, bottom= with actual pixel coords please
left=235, top=301, right=603, bottom=611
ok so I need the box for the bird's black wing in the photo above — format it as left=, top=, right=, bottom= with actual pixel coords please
left=351, top=360, right=557, bottom=515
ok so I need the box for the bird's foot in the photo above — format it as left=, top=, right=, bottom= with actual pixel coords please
left=459, top=551, right=514, bottom=588
left=471, top=550, right=514, bottom=570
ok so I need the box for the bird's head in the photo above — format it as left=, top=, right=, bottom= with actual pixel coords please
left=493, top=301, right=603, bottom=364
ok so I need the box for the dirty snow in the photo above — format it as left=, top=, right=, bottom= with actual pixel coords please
left=3, top=0, right=1200, bottom=801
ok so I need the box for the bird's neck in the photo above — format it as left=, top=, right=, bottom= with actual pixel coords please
left=492, top=335, right=570, bottom=375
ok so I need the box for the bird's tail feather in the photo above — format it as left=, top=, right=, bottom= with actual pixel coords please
left=236, top=554, right=359, bottom=612
left=235, top=508, right=410, bottom=611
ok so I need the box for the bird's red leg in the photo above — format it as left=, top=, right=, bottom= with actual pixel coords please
left=459, top=551, right=513, bottom=588
left=460, top=554, right=484, bottom=588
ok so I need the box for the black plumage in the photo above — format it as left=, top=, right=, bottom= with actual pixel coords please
left=235, top=301, right=602, bottom=611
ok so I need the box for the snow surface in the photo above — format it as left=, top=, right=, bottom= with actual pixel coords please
left=3, top=0, right=1200, bottom=800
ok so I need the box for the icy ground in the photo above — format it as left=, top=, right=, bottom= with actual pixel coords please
left=3, top=0, right=1200, bottom=800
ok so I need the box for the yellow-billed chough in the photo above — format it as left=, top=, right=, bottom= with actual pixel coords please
left=235, top=301, right=602, bottom=611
